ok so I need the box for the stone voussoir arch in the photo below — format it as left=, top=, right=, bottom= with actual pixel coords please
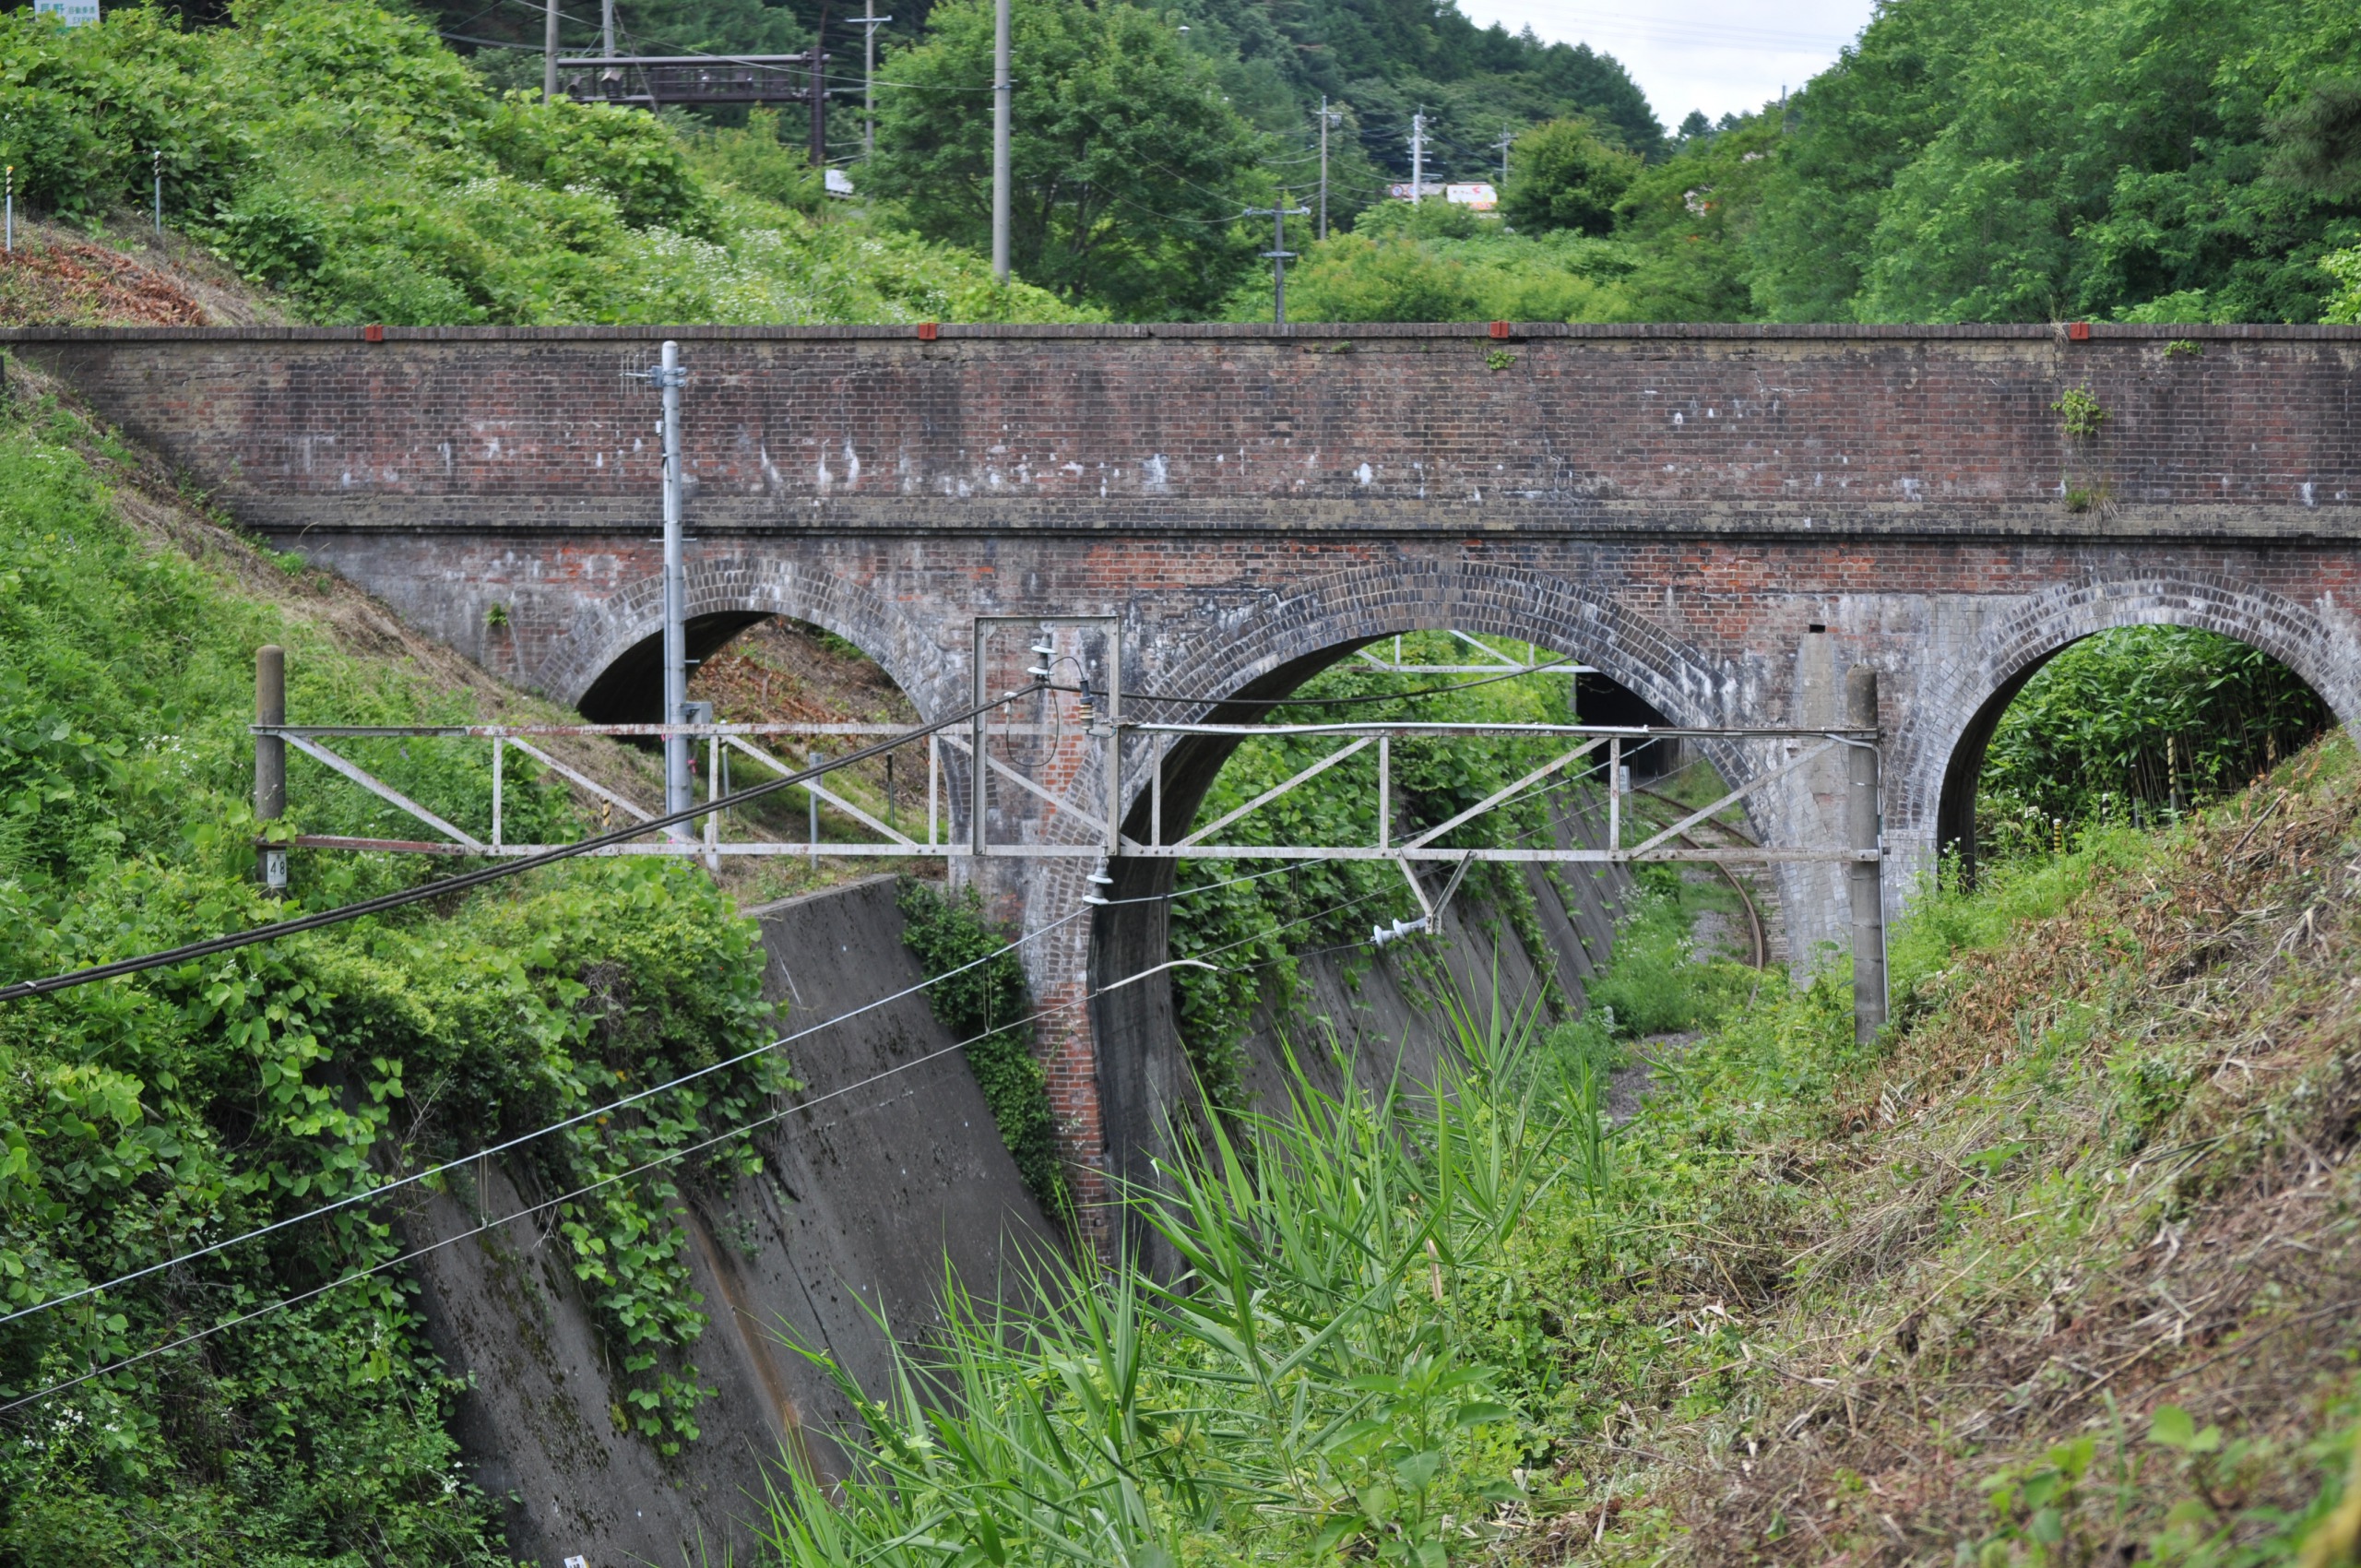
left=1890, top=570, right=2361, bottom=859
left=539, top=556, right=955, bottom=720
left=1142, top=558, right=1736, bottom=738
left=1120, top=558, right=1763, bottom=843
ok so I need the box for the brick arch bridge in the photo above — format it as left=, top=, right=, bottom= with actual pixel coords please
left=13, top=319, right=2361, bottom=1227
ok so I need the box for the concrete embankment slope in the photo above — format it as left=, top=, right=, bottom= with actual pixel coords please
left=1236, top=788, right=1645, bottom=1103
left=399, top=876, right=1059, bottom=1566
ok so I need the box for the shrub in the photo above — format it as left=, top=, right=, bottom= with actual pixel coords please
left=1502, top=118, right=1643, bottom=237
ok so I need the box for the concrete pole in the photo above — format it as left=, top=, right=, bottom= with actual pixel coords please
left=1847, top=663, right=1887, bottom=1042
left=255, top=646, right=288, bottom=894
left=1272, top=197, right=1287, bottom=326
left=1410, top=110, right=1424, bottom=205
left=1318, top=97, right=1329, bottom=241
left=991, top=0, right=1011, bottom=282
left=809, top=2, right=830, bottom=170
left=659, top=340, right=693, bottom=837
left=864, top=0, right=876, bottom=162
left=544, top=0, right=560, bottom=103
left=601, top=0, right=615, bottom=57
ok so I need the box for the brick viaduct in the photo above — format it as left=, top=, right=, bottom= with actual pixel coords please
left=9, top=320, right=2360, bottom=1231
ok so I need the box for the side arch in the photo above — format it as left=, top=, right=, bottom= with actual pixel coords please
left=535, top=556, right=955, bottom=723
left=1891, top=572, right=2361, bottom=881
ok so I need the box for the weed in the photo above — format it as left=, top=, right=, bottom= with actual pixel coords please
left=2054, top=385, right=2110, bottom=438
left=760, top=991, right=1553, bottom=1566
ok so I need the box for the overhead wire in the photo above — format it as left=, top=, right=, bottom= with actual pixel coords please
left=0, top=683, right=1047, bottom=1004
left=0, top=840, right=1324, bottom=1335
left=4, top=654, right=1736, bottom=1407
left=0, top=853, right=1390, bottom=1418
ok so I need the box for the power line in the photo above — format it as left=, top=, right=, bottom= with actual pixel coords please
left=0, top=853, right=1328, bottom=1336
left=0, top=863, right=1395, bottom=1419
left=5, top=668, right=1638, bottom=1408
left=0, top=683, right=1044, bottom=1005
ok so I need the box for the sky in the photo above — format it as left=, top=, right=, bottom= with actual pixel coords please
left=1457, top=0, right=1880, bottom=126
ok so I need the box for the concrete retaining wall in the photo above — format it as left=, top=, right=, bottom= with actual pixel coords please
left=1234, top=788, right=1635, bottom=1106
left=400, top=875, right=1059, bottom=1566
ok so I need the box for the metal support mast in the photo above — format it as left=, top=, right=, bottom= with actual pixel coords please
left=656, top=341, right=693, bottom=837
left=991, top=0, right=1012, bottom=282
left=1847, top=664, right=1887, bottom=1041
left=255, top=646, right=287, bottom=894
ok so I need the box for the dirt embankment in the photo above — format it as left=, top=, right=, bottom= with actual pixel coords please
left=1585, top=742, right=2361, bottom=1565
left=0, top=215, right=282, bottom=327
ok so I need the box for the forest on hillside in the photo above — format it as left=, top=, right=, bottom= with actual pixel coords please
left=5, top=0, right=2357, bottom=325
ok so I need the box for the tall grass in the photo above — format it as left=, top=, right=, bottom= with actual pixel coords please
left=759, top=993, right=1562, bottom=1566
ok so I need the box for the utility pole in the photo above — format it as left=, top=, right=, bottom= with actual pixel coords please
left=600, top=0, right=614, bottom=57
left=991, top=0, right=1011, bottom=282
left=850, top=6, right=895, bottom=164
left=862, top=0, right=878, bottom=162
left=1493, top=122, right=1513, bottom=185
left=808, top=2, right=830, bottom=170
left=1318, top=96, right=1332, bottom=240
left=1247, top=192, right=1310, bottom=323
left=1409, top=109, right=1425, bottom=204
left=655, top=341, right=694, bottom=837
left=151, top=150, right=161, bottom=235
left=255, top=646, right=287, bottom=895
left=544, top=0, right=559, bottom=103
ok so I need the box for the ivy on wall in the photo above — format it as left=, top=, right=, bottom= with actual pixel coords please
left=895, top=878, right=1072, bottom=1219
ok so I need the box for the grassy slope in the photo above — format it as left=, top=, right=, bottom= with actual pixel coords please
left=1548, top=736, right=2361, bottom=1564
left=0, top=2, right=1086, bottom=331
left=0, top=355, right=787, bottom=1556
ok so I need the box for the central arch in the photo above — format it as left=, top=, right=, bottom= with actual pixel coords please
left=1089, top=562, right=1729, bottom=1240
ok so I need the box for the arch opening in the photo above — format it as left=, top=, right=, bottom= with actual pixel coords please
left=578, top=613, right=938, bottom=899
left=1092, top=629, right=1750, bottom=1237
left=1935, top=624, right=2333, bottom=885
left=575, top=612, right=777, bottom=724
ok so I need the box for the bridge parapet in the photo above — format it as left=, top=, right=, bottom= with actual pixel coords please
left=9, top=321, right=2359, bottom=543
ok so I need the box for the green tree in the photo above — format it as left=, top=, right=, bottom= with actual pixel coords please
left=1612, top=118, right=1781, bottom=320
left=870, top=0, right=1270, bottom=317
left=1266, top=197, right=1636, bottom=321
left=1286, top=231, right=1481, bottom=320
left=1501, top=117, right=1639, bottom=235
left=1742, top=0, right=2361, bottom=325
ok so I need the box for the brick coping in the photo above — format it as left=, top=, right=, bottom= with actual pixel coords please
left=6, top=320, right=2361, bottom=344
